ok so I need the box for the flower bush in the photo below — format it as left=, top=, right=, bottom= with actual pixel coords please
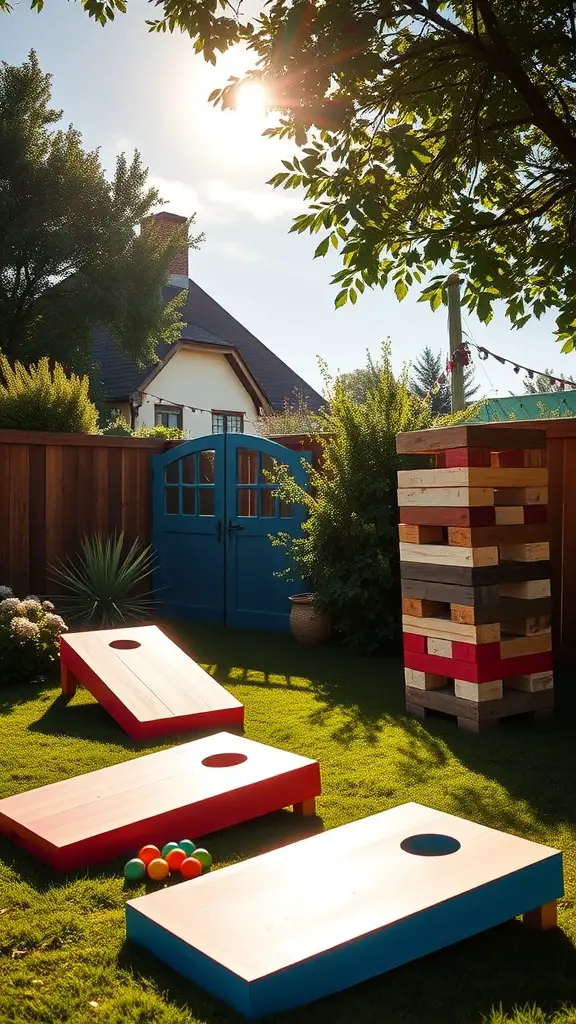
left=0, top=588, right=67, bottom=683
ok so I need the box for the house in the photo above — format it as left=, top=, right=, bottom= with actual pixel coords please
left=93, top=212, right=324, bottom=436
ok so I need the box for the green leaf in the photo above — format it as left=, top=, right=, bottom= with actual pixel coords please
left=335, top=289, right=348, bottom=308
left=314, top=236, right=330, bottom=257
left=395, top=279, right=408, bottom=301
left=430, top=289, right=443, bottom=311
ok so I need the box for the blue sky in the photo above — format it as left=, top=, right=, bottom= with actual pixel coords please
left=2, top=0, right=572, bottom=401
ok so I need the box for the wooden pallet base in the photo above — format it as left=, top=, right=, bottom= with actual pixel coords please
left=405, top=682, right=553, bottom=732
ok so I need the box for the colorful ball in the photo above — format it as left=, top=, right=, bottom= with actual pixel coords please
left=147, top=857, right=170, bottom=881
left=178, top=839, right=196, bottom=857
left=193, top=848, right=212, bottom=871
left=166, top=848, right=187, bottom=871
left=180, top=856, right=203, bottom=880
left=161, top=842, right=180, bottom=858
left=138, top=844, right=161, bottom=866
left=124, top=858, right=146, bottom=881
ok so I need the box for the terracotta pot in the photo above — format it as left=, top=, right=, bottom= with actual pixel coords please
left=288, top=593, right=331, bottom=645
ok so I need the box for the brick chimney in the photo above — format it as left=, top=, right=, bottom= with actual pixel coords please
left=141, top=211, right=189, bottom=289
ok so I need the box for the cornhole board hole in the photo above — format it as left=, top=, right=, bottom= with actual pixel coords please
left=126, top=802, right=563, bottom=1019
left=59, top=625, right=244, bottom=740
left=0, top=733, right=321, bottom=872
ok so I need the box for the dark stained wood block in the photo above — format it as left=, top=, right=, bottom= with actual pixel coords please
left=396, top=426, right=546, bottom=456
left=405, top=684, right=553, bottom=729
left=401, top=577, right=499, bottom=610
left=398, top=506, right=496, bottom=528
left=400, top=560, right=551, bottom=588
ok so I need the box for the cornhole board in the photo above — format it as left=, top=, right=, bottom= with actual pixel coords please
left=0, top=732, right=321, bottom=872
left=126, top=802, right=563, bottom=1019
left=59, top=625, right=244, bottom=740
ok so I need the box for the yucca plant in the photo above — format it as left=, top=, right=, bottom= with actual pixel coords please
left=48, top=533, right=156, bottom=627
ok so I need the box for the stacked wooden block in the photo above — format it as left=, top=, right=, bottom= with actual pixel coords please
left=396, top=425, right=553, bottom=732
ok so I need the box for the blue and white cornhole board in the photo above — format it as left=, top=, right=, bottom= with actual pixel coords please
left=125, top=802, right=563, bottom=1018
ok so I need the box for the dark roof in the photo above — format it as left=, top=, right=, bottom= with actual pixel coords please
left=93, top=280, right=324, bottom=412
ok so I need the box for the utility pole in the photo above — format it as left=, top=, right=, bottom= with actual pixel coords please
left=446, top=272, right=465, bottom=413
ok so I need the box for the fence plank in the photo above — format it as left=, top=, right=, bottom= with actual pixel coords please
left=9, top=445, right=30, bottom=594
left=28, top=444, right=47, bottom=595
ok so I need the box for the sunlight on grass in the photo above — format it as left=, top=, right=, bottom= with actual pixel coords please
left=1, top=623, right=576, bottom=1023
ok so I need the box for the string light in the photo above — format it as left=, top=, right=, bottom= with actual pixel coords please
left=136, top=389, right=262, bottom=431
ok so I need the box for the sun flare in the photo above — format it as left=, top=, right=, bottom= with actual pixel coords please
left=234, top=80, right=269, bottom=124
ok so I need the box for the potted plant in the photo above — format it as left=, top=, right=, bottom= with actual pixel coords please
left=288, top=593, right=332, bottom=645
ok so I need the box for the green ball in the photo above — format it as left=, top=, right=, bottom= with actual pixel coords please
left=124, top=858, right=146, bottom=881
left=161, top=842, right=180, bottom=858
left=193, top=848, right=212, bottom=871
left=178, top=839, right=196, bottom=857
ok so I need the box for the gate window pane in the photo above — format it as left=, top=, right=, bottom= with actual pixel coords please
left=199, top=489, right=215, bottom=516
left=182, top=455, right=195, bottom=485
left=280, top=499, right=293, bottom=518
left=261, top=489, right=276, bottom=517
left=165, top=488, right=179, bottom=515
left=238, top=489, right=258, bottom=517
left=182, top=488, right=196, bottom=515
left=261, top=453, right=277, bottom=481
left=165, top=462, right=179, bottom=484
left=237, top=448, right=258, bottom=485
left=199, top=450, right=215, bottom=484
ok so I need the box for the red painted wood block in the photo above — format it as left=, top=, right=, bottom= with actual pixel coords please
left=405, top=650, right=553, bottom=684
left=0, top=733, right=321, bottom=871
left=403, top=632, right=427, bottom=654
left=445, top=448, right=491, bottom=468
left=452, top=641, right=501, bottom=665
left=398, top=506, right=496, bottom=528
left=491, top=450, right=527, bottom=469
left=59, top=626, right=244, bottom=741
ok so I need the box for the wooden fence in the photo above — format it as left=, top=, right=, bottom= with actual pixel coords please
left=2, top=422, right=576, bottom=663
left=0, top=431, right=166, bottom=597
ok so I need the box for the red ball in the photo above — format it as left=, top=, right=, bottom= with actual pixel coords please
left=166, top=848, right=187, bottom=871
left=138, top=844, right=161, bottom=866
left=180, top=856, right=203, bottom=879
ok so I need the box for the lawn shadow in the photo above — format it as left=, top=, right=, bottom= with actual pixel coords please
left=118, top=915, right=576, bottom=1024
left=27, top=694, right=158, bottom=751
left=389, top=667, right=576, bottom=834
left=167, top=621, right=403, bottom=747
left=0, top=676, right=60, bottom=717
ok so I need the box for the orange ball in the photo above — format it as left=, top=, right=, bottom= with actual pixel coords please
left=138, top=844, right=161, bottom=866
left=147, top=857, right=170, bottom=881
left=166, top=848, right=187, bottom=871
left=180, top=856, right=203, bottom=879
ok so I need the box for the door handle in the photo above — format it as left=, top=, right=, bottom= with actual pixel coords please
left=226, top=521, right=244, bottom=534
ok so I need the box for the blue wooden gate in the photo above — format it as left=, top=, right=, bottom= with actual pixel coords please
left=152, top=434, right=309, bottom=630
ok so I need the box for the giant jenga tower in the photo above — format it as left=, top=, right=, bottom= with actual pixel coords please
left=395, top=425, right=553, bottom=732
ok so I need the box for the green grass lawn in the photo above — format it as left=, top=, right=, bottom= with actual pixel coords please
left=1, top=624, right=576, bottom=1024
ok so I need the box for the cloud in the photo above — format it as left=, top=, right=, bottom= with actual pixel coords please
left=203, top=179, right=303, bottom=223
left=149, top=175, right=231, bottom=224
left=212, top=240, right=260, bottom=263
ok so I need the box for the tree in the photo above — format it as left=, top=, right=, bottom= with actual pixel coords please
left=522, top=368, right=575, bottom=393
left=410, top=346, right=479, bottom=414
left=338, top=351, right=383, bottom=403
left=0, top=52, right=203, bottom=373
left=0, top=356, right=99, bottom=433
left=270, top=343, right=476, bottom=652
left=12, top=4, right=576, bottom=354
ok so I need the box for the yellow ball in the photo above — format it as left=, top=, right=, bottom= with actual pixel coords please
left=147, top=857, right=170, bottom=881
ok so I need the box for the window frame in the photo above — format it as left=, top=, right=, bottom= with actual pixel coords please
left=154, top=404, right=183, bottom=429
left=211, top=410, right=245, bottom=435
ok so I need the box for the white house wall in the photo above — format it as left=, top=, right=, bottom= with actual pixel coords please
left=136, top=347, right=260, bottom=436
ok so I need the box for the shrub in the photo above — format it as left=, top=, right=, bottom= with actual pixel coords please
left=48, top=532, right=155, bottom=627
left=133, top=423, right=188, bottom=440
left=0, top=356, right=99, bottom=433
left=0, top=588, right=67, bottom=684
left=272, top=343, right=475, bottom=653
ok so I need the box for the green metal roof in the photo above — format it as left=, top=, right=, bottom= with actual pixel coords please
left=468, top=391, right=576, bottom=422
